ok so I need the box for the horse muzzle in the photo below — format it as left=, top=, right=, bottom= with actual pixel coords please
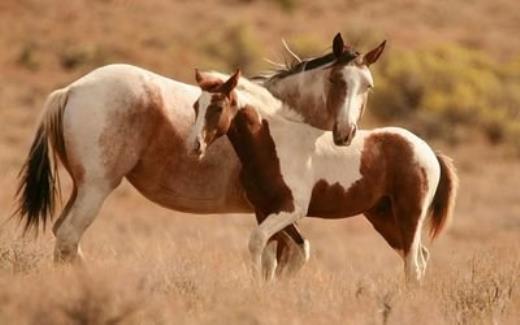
left=333, top=123, right=357, bottom=146
left=189, top=138, right=206, bottom=160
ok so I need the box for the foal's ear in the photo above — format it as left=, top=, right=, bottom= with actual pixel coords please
left=362, top=40, right=387, bottom=66
left=195, top=68, right=223, bottom=92
left=195, top=68, right=205, bottom=84
left=219, top=69, right=241, bottom=96
left=332, top=33, right=345, bottom=58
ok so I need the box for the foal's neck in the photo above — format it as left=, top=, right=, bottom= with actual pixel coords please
left=226, top=106, right=280, bottom=176
left=263, top=70, right=334, bottom=130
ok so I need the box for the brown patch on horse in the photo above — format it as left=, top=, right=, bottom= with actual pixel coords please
left=123, top=86, right=249, bottom=213
left=308, top=132, right=428, bottom=254
left=227, top=106, right=295, bottom=215
left=228, top=106, right=304, bottom=253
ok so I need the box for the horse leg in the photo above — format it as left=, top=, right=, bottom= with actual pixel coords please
left=275, top=223, right=310, bottom=277
left=249, top=210, right=303, bottom=279
left=53, top=180, right=115, bottom=264
left=364, top=197, right=404, bottom=255
left=391, top=197, right=428, bottom=284
left=52, top=188, right=78, bottom=238
left=255, top=210, right=309, bottom=279
left=261, top=237, right=279, bottom=281
left=365, top=204, right=431, bottom=280
left=418, top=244, right=430, bottom=278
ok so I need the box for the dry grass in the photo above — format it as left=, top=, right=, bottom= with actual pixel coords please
left=1, top=145, right=519, bottom=324
left=1, top=0, right=520, bottom=324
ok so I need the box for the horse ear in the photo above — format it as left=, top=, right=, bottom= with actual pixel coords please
left=195, top=69, right=223, bottom=92
left=332, top=33, right=345, bottom=58
left=219, top=69, right=241, bottom=95
left=363, top=40, right=387, bottom=66
left=195, top=68, right=204, bottom=84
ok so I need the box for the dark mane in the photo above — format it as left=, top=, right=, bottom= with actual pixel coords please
left=254, top=46, right=360, bottom=81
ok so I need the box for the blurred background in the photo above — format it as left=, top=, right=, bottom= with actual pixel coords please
left=1, top=0, right=519, bottom=155
left=0, top=1, right=519, bottom=324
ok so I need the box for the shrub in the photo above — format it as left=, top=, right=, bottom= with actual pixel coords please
left=16, top=43, right=39, bottom=71
left=59, top=44, right=116, bottom=71
left=370, top=44, right=520, bottom=152
left=201, top=23, right=262, bottom=75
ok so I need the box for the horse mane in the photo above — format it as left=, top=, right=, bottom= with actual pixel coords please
left=253, top=42, right=361, bottom=82
left=204, top=71, right=283, bottom=115
left=204, top=71, right=308, bottom=123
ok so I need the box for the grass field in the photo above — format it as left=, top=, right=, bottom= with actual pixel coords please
left=1, top=1, right=519, bottom=324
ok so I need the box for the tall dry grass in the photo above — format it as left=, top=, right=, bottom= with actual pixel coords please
left=1, top=142, right=519, bottom=324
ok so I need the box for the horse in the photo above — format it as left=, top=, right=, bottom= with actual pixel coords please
left=190, top=70, right=458, bottom=283
left=14, top=33, right=385, bottom=274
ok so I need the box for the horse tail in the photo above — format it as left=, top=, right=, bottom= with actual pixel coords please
left=428, top=153, right=459, bottom=240
left=14, top=88, right=70, bottom=234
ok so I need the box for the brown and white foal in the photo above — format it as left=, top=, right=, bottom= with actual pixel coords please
left=190, top=70, right=458, bottom=283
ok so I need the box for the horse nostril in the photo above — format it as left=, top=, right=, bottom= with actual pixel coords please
left=192, top=139, right=201, bottom=154
left=350, top=125, right=357, bottom=139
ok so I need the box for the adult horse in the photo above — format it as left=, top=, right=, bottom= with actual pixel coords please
left=190, top=70, right=458, bottom=283
left=14, top=33, right=385, bottom=270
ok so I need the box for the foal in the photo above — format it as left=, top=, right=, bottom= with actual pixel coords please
left=190, top=70, right=458, bottom=283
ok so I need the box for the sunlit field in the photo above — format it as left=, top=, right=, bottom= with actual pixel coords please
left=1, top=0, right=519, bottom=324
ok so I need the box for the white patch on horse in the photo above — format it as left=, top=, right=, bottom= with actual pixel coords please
left=339, top=64, right=374, bottom=126
left=187, top=91, right=211, bottom=153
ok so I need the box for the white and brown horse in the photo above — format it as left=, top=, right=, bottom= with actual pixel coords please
left=190, top=70, right=458, bottom=283
left=14, top=33, right=386, bottom=272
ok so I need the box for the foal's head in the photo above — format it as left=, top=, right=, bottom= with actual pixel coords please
left=189, top=70, right=241, bottom=159
left=326, top=34, right=386, bottom=145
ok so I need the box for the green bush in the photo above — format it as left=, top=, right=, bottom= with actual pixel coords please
left=370, top=44, right=520, bottom=151
left=59, top=44, right=116, bottom=71
left=201, top=23, right=262, bottom=74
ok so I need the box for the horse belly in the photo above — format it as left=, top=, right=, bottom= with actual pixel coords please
left=126, top=135, right=251, bottom=214
left=307, top=178, right=382, bottom=219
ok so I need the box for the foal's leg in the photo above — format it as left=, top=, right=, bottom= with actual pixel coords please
left=249, top=210, right=304, bottom=279
left=255, top=211, right=309, bottom=279
left=276, top=224, right=310, bottom=277
left=364, top=198, right=403, bottom=255
left=418, top=244, right=430, bottom=278
left=261, top=236, right=279, bottom=281
left=392, top=197, right=428, bottom=284
left=53, top=179, right=116, bottom=263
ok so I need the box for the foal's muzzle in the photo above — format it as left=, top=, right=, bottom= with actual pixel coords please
left=333, top=123, right=357, bottom=146
left=189, top=137, right=206, bottom=160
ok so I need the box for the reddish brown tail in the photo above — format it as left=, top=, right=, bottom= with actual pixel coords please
left=429, top=153, right=459, bottom=239
left=14, top=88, right=69, bottom=234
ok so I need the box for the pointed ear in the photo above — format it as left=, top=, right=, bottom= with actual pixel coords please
left=219, top=69, right=241, bottom=96
left=195, top=68, right=204, bottom=84
left=332, top=33, right=345, bottom=58
left=363, top=40, right=387, bottom=66
left=194, top=69, right=223, bottom=92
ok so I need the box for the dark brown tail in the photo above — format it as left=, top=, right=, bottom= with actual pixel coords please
left=429, top=153, right=459, bottom=239
left=14, top=88, right=69, bottom=234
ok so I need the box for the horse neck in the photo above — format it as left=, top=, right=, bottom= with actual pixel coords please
left=263, top=69, right=334, bottom=130
left=225, top=105, right=279, bottom=176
